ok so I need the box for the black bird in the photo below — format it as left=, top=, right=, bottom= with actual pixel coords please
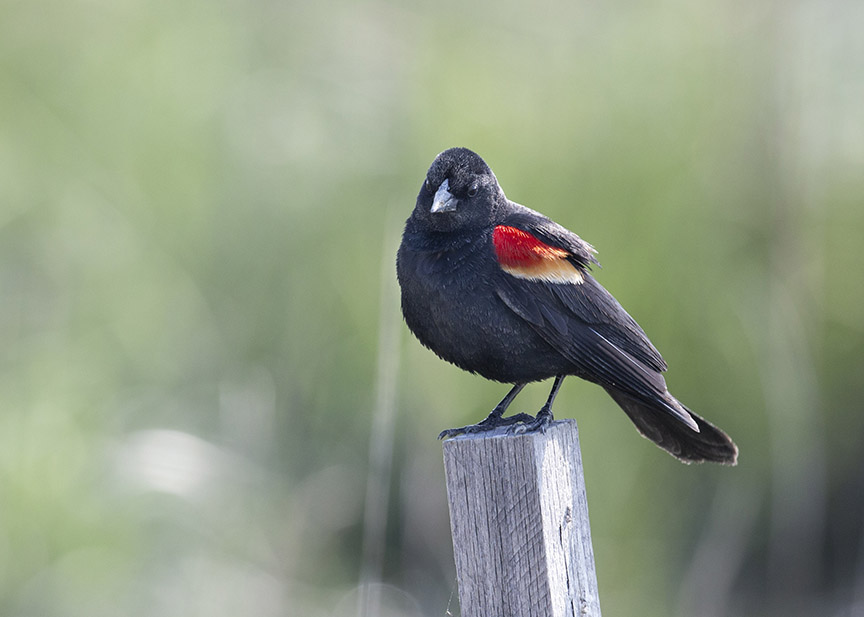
left=397, top=147, right=737, bottom=464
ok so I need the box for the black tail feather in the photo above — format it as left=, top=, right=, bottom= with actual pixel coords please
left=605, top=388, right=738, bottom=465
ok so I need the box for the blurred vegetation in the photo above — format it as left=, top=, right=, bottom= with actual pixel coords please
left=2, top=0, right=863, bottom=615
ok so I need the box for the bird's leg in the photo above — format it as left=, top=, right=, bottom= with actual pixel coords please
left=480, top=383, right=534, bottom=426
left=438, top=383, right=532, bottom=439
left=513, top=375, right=564, bottom=434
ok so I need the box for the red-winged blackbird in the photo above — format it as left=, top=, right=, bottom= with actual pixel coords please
left=397, top=147, right=737, bottom=464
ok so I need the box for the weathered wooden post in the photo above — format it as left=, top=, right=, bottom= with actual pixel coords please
left=442, top=419, right=601, bottom=617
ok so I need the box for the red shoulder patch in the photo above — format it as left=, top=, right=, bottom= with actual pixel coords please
left=492, top=226, right=584, bottom=284
left=493, top=226, right=569, bottom=266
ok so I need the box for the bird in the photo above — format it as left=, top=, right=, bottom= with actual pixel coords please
left=396, top=147, right=737, bottom=464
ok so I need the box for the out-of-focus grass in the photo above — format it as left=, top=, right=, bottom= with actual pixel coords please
left=1, top=0, right=863, bottom=615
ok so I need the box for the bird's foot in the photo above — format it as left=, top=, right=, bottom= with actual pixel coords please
left=438, top=412, right=534, bottom=439
left=510, top=407, right=554, bottom=435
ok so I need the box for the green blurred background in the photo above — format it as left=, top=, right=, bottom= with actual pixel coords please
left=2, top=0, right=863, bottom=615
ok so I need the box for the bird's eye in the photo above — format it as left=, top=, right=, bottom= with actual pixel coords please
left=467, top=184, right=479, bottom=197
left=425, top=179, right=434, bottom=193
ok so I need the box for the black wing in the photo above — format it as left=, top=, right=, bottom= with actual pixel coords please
left=493, top=212, right=695, bottom=428
left=500, top=207, right=666, bottom=372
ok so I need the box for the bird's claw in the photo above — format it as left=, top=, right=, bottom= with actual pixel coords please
left=438, top=412, right=535, bottom=439
left=509, top=407, right=554, bottom=435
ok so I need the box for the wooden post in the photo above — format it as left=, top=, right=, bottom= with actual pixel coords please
left=442, top=419, right=601, bottom=617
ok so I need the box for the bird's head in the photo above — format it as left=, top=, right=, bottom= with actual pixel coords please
left=412, top=148, right=504, bottom=232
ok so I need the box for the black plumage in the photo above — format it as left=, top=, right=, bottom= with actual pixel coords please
left=396, top=147, right=737, bottom=464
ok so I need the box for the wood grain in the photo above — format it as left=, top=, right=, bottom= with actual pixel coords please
left=443, top=419, right=601, bottom=617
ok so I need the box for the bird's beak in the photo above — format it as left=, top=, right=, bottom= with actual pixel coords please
left=431, top=179, right=457, bottom=214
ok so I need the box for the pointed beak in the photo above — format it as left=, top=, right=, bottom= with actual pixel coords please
left=431, top=179, right=457, bottom=213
